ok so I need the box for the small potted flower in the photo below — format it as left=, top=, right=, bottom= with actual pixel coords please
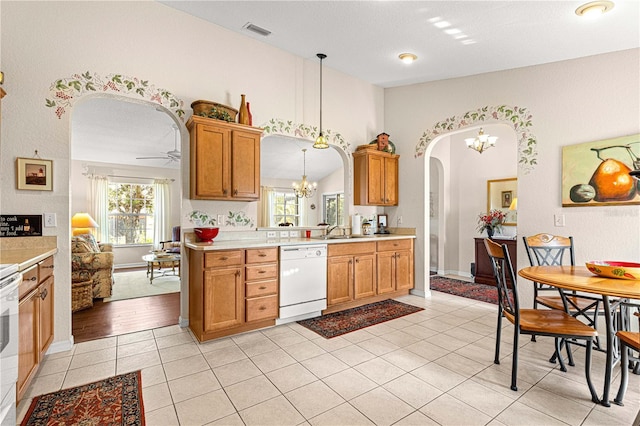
left=477, top=209, right=505, bottom=238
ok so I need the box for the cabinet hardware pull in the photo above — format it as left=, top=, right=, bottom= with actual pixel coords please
left=259, top=286, right=267, bottom=290
left=28, top=276, right=37, bottom=281
left=258, top=270, right=266, bottom=274
left=220, top=257, right=228, bottom=260
left=40, top=289, right=47, bottom=300
left=355, top=258, right=359, bottom=263
left=258, top=253, right=267, bottom=257
left=235, top=271, right=240, bottom=277
left=223, top=189, right=228, bottom=195
left=234, top=189, right=238, bottom=195
left=42, top=265, right=54, bottom=269
left=259, top=306, right=266, bottom=310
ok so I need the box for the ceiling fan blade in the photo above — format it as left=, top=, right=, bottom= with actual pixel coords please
left=136, top=156, right=170, bottom=160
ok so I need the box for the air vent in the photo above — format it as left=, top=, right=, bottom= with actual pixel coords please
left=243, top=22, right=271, bottom=37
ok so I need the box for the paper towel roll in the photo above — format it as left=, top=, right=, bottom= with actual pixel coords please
left=352, top=214, right=361, bottom=235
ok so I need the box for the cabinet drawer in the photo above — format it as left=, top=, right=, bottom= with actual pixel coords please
left=38, top=256, right=55, bottom=282
left=377, top=239, right=412, bottom=252
left=20, top=265, right=39, bottom=299
left=245, top=263, right=278, bottom=281
left=205, top=250, right=243, bottom=268
left=245, top=279, right=278, bottom=298
left=246, top=295, right=278, bottom=322
left=328, top=242, right=376, bottom=257
left=246, top=248, right=278, bottom=264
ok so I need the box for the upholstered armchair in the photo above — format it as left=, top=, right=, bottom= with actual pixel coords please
left=71, top=234, right=114, bottom=298
left=160, top=226, right=181, bottom=254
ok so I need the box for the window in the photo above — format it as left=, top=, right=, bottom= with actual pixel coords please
left=323, top=192, right=344, bottom=226
left=272, top=190, right=301, bottom=226
left=107, top=183, right=154, bottom=245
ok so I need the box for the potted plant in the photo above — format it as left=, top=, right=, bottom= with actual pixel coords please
left=477, top=209, right=505, bottom=238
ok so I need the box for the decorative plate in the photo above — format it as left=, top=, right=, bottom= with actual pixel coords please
left=369, top=140, right=396, bottom=154
left=585, top=261, right=640, bottom=280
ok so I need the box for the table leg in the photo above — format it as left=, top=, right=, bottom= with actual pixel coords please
left=150, top=262, right=155, bottom=284
left=601, top=295, right=613, bottom=407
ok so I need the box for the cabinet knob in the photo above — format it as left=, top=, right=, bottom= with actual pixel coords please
left=235, top=271, right=240, bottom=277
left=39, top=288, right=48, bottom=300
left=28, top=276, right=37, bottom=282
left=259, top=306, right=266, bottom=311
left=220, top=257, right=228, bottom=261
left=259, top=286, right=267, bottom=290
left=355, top=258, right=359, bottom=263
left=223, top=189, right=228, bottom=195
left=234, top=189, right=238, bottom=195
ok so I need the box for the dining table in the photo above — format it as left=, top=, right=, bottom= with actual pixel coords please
left=518, top=265, right=640, bottom=407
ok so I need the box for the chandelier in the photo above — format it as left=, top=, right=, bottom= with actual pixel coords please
left=293, top=149, right=317, bottom=198
left=313, top=53, right=329, bottom=149
left=465, top=128, right=497, bottom=154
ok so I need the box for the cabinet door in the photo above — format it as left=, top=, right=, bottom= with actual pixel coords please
left=327, top=256, right=353, bottom=305
left=192, top=123, right=230, bottom=199
left=367, top=154, right=385, bottom=205
left=354, top=254, right=376, bottom=299
left=18, top=290, right=39, bottom=400
left=395, top=250, right=414, bottom=290
left=38, top=277, right=55, bottom=357
left=376, top=251, right=396, bottom=294
left=231, top=130, right=260, bottom=200
left=203, top=267, right=244, bottom=331
left=384, top=156, right=398, bottom=205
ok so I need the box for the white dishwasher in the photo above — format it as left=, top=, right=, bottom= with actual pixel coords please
left=277, top=244, right=328, bottom=324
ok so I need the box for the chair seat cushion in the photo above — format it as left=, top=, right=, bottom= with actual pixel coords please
left=536, top=295, right=600, bottom=312
left=518, top=309, right=598, bottom=337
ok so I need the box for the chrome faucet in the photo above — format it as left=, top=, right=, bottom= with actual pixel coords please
left=325, top=225, right=339, bottom=236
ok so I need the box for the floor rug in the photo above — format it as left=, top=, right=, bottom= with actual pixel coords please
left=298, top=299, right=424, bottom=338
left=430, top=275, right=511, bottom=305
left=21, top=371, right=144, bottom=426
left=106, top=268, right=180, bottom=302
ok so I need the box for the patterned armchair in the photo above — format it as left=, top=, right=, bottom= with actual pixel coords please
left=71, top=234, right=114, bottom=298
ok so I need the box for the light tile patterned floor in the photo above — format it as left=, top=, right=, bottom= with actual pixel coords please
left=17, top=293, right=640, bottom=425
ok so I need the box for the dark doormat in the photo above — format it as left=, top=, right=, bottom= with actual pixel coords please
left=430, top=275, right=511, bottom=305
left=297, top=299, right=424, bottom=338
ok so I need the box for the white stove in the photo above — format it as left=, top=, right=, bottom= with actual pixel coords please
left=0, top=263, right=21, bottom=426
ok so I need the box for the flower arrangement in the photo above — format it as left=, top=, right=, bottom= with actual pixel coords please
left=477, top=209, right=505, bottom=235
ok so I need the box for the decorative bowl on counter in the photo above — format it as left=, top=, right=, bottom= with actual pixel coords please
left=194, top=227, right=219, bottom=243
left=585, top=261, right=640, bottom=280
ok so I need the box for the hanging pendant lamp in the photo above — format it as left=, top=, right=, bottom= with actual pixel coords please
left=313, top=53, right=329, bottom=149
left=464, top=128, right=498, bottom=154
left=293, top=149, right=317, bottom=198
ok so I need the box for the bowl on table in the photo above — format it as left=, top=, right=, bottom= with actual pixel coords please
left=585, top=261, right=640, bottom=280
left=194, top=227, right=219, bottom=243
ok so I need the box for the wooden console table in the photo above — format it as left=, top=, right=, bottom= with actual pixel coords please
left=473, top=237, right=517, bottom=286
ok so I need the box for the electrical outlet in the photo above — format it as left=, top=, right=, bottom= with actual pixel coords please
left=44, top=213, right=56, bottom=227
left=554, top=214, right=565, bottom=227
left=280, top=231, right=289, bottom=238
left=217, top=215, right=225, bottom=226
left=266, top=231, right=276, bottom=238
left=289, top=230, right=300, bottom=238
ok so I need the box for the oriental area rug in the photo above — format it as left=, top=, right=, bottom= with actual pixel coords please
left=298, top=299, right=424, bottom=338
left=429, top=275, right=511, bottom=305
left=21, top=371, right=144, bottom=426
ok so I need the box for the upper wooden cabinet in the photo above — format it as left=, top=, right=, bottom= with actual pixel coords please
left=187, top=116, right=262, bottom=201
left=353, top=149, right=399, bottom=206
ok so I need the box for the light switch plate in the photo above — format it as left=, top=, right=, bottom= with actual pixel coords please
left=554, top=214, right=565, bottom=227
left=217, top=215, right=225, bottom=226
left=44, top=213, right=56, bottom=227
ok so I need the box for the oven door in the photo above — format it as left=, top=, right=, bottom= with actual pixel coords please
left=0, top=271, right=21, bottom=404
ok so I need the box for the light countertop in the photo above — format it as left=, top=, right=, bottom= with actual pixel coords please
left=0, top=247, right=58, bottom=271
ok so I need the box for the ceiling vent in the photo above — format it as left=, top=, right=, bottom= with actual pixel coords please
left=243, top=22, right=271, bottom=37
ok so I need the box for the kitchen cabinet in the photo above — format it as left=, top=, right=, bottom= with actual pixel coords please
left=18, top=255, right=55, bottom=402
left=188, top=247, right=278, bottom=342
left=327, top=242, right=376, bottom=306
left=353, top=149, right=399, bottom=206
left=376, top=239, right=413, bottom=294
left=474, top=237, right=517, bottom=287
left=187, top=116, right=262, bottom=201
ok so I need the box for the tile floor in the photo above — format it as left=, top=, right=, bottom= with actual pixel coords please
left=17, top=292, right=639, bottom=425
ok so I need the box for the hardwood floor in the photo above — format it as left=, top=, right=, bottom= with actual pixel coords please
left=72, top=292, right=180, bottom=343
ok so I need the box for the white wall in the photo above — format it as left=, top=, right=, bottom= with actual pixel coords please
left=386, top=48, right=640, bottom=306
left=1, top=1, right=384, bottom=350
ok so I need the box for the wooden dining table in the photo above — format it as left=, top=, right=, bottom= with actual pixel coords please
left=518, top=265, right=640, bottom=407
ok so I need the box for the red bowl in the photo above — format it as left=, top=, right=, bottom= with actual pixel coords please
left=194, top=227, right=219, bottom=243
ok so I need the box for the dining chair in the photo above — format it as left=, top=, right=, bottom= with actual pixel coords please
left=523, top=233, right=602, bottom=356
left=614, top=311, right=640, bottom=406
left=484, top=238, right=599, bottom=402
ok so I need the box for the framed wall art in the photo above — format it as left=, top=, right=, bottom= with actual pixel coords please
left=16, top=157, right=53, bottom=191
left=562, top=133, right=639, bottom=207
left=501, top=191, right=512, bottom=208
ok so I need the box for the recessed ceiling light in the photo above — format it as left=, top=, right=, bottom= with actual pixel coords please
left=454, top=34, right=468, bottom=40
left=461, top=39, right=477, bottom=45
left=445, top=28, right=462, bottom=35
left=433, top=20, right=451, bottom=29
left=398, top=53, right=418, bottom=64
left=242, top=22, right=272, bottom=37
left=575, top=1, right=614, bottom=17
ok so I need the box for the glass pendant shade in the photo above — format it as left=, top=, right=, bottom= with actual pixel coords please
left=314, top=53, right=329, bottom=149
left=313, top=133, right=329, bottom=149
left=465, top=128, right=497, bottom=154
left=293, top=149, right=317, bottom=198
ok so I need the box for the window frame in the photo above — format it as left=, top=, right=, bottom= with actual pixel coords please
left=107, top=182, right=155, bottom=246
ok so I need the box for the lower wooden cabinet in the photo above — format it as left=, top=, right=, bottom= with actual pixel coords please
left=18, top=256, right=55, bottom=402
left=189, top=247, right=278, bottom=342
left=376, top=239, right=413, bottom=294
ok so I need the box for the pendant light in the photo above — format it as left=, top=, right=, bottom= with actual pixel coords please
left=293, top=149, right=317, bottom=198
left=313, top=53, right=329, bottom=149
left=465, top=128, right=497, bottom=154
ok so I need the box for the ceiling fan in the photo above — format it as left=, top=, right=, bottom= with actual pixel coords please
left=136, top=125, right=181, bottom=162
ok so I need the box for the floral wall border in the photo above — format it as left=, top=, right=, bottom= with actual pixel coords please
left=261, top=118, right=351, bottom=156
left=45, top=71, right=185, bottom=121
left=414, top=105, right=538, bottom=173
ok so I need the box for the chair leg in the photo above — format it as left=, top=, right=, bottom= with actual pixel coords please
left=566, top=340, right=575, bottom=367
left=511, top=329, right=519, bottom=391
left=614, top=342, right=629, bottom=406
left=554, top=338, right=568, bottom=372
left=531, top=297, right=537, bottom=342
left=584, top=340, right=600, bottom=404
left=494, top=308, right=503, bottom=365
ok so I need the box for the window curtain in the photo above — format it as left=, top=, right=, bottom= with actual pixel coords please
left=153, top=179, right=171, bottom=248
left=87, top=175, right=109, bottom=242
left=260, top=186, right=274, bottom=227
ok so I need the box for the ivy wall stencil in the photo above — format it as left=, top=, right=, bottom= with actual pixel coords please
left=46, top=72, right=185, bottom=120
left=262, top=118, right=351, bottom=155
left=414, top=105, right=538, bottom=173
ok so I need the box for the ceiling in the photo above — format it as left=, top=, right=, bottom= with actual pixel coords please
left=73, top=1, right=639, bottom=174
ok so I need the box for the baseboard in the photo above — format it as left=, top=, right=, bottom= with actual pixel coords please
left=178, top=316, right=189, bottom=328
left=46, top=336, right=74, bottom=355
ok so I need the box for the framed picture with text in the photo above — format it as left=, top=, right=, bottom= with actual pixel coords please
left=16, top=157, right=53, bottom=191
